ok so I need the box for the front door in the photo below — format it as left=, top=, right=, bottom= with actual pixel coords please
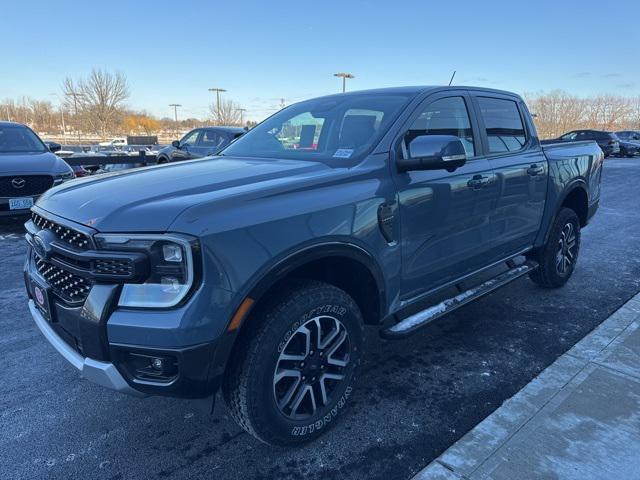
left=471, top=95, right=548, bottom=257
left=192, top=129, right=226, bottom=157
left=393, top=93, right=498, bottom=299
left=173, top=129, right=202, bottom=161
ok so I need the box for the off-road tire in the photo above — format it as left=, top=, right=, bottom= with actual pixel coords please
left=529, top=207, right=581, bottom=288
left=223, top=280, right=364, bottom=446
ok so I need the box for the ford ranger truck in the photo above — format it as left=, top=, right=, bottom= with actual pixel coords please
left=24, top=86, right=603, bottom=446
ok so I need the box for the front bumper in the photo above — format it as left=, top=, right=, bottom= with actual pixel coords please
left=29, top=300, right=145, bottom=396
left=23, top=207, right=235, bottom=398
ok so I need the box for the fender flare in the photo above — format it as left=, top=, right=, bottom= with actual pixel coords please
left=242, top=240, right=387, bottom=320
left=538, top=180, right=589, bottom=247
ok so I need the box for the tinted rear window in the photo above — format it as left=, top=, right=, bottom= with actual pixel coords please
left=476, top=97, right=527, bottom=153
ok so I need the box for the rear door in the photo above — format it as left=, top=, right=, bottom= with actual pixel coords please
left=471, top=94, right=548, bottom=257
left=394, top=91, right=498, bottom=298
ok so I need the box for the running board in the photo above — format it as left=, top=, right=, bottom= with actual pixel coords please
left=380, top=261, right=538, bottom=339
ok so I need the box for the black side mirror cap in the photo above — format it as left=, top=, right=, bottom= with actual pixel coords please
left=47, top=142, right=62, bottom=153
left=397, top=135, right=467, bottom=172
left=171, top=140, right=180, bottom=148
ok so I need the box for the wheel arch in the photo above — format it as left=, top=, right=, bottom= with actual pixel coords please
left=559, top=182, right=589, bottom=227
left=240, top=242, right=387, bottom=329
left=538, top=181, right=588, bottom=248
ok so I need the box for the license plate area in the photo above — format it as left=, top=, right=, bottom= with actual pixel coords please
left=31, top=277, right=54, bottom=322
left=9, top=197, right=34, bottom=210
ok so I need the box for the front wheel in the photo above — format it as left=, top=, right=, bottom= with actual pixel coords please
left=528, top=208, right=581, bottom=288
left=223, top=280, right=364, bottom=446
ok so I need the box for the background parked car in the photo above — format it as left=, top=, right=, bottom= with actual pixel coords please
left=615, top=130, right=640, bottom=142
left=616, top=140, right=640, bottom=157
left=99, top=137, right=127, bottom=147
left=554, top=129, right=620, bottom=157
left=615, top=131, right=640, bottom=157
left=0, top=122, right=74, bottom=216
left=156, top=126, right=246, bottom=163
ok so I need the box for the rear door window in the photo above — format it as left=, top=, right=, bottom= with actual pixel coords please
left=477, top=97, right=527, bottom=154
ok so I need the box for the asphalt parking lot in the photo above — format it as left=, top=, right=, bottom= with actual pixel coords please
left=2, top=158, right=640, bottom=480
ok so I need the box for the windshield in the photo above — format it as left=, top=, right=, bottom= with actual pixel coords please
left=0, top=125, right=47, bottom=153
left=221, top=93, right=412, bottom=162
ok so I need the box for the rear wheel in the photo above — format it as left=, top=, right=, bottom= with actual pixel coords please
left=223, top=280, right=364, bottom=446
left=528, top=208, right=581, bottom=288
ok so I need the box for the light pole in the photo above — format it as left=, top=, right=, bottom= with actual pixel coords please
left=208, top=87, right=226, bottom=124
left=236, top=108, right=247, bottom=126
left=50, top=93, right=66, bottom=137
left=169, top=103, right=182, bottom=123
left=66, top=91, right=83, bottom=144
left=169, top=103, right=182, bottom=136
left=334, top=72, right=355, bottom=93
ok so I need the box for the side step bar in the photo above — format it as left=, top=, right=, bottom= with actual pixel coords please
left=380, top=261, right=538, bottom=340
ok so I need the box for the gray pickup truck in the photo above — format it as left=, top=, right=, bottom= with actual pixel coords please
left=23, top=86, right=603, bottom=446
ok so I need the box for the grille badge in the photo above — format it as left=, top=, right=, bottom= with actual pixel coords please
left=33, top=230, right=55, bottom=261
left=12, top=178, right=26, bottom=189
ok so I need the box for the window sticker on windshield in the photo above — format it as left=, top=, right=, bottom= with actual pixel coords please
left=333, top=149, right=354, bottom=158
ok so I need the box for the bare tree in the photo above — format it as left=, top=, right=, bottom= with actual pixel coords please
left=626, top=97, right=640, bottom=130
left=62, top=69, right=129, bottom=138
left=525, top=90, right=587, bottom=139
left=525, top=91, right=638, bottom=138
left=209, top=99, right=242, bottom=126
left=583, top=95, right=632, bottom=131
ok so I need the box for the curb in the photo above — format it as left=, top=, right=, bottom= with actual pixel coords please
left=413, top=292, right=640, bottom=480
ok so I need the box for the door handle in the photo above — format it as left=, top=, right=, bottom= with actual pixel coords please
left=527, top=164, right=544, bottom=176
left=467, top=174, right=490, bottom=189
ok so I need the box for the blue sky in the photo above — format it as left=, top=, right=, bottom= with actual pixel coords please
left=2, top=0, right=639, bottom=121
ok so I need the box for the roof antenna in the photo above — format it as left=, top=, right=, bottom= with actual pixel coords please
left=448, top=70, right=456, bottom=86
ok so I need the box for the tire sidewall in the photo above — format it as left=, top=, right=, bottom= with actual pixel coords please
left=248, top=289, right=364, bottom=444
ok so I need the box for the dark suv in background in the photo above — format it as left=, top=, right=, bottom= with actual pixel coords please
left=615, top=130, right=640, bottom=157
left=156, top=126, right=246, bottom=163
left=555, top=129, right=620, bottom=157
left=0, top=122, right=74, bottom=216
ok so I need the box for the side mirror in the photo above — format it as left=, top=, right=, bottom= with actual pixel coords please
left=47, top=142, right=62, bottom=153
left=398, top=135, right=467, bottom=172
left=171, top=140, right=180, bottom=148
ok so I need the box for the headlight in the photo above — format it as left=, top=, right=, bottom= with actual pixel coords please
left=53, top=170, right=75, bottom=185
left=94, top=233, right=198, bottom=308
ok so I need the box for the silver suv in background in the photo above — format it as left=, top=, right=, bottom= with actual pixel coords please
left=156, top=126, right=246, bottom=163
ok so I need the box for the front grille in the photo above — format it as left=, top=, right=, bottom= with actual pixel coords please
left=0, top=175, right=53, bottom=196
left=93, top=258, right=134, bottom=276
left=35, top=257, right=92, bottom=303
left=31, top=212, right=91, bottom=250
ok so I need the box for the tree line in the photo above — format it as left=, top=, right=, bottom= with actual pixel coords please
left=2, top=70, right=639, bottom=140
left=0, top=69, right=250, bottom=140
left=524, top=90, right=640, bottom=138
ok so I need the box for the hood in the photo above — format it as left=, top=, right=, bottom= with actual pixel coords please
left=0, top=151, right=70, bottom=174
left=36, top=156, right=330, bottom=232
